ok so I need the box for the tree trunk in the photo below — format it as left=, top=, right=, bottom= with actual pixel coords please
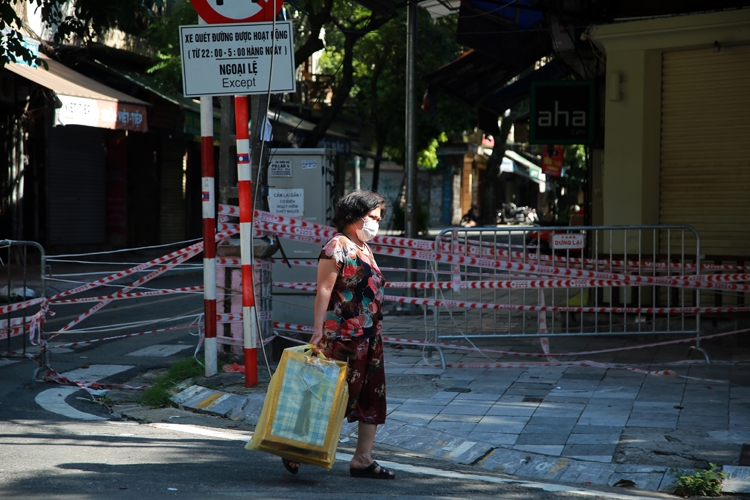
left=481, top=116, right=514, bottom=226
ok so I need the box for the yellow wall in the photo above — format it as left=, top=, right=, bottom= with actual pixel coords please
left=590, top=9, right=750, bottom=226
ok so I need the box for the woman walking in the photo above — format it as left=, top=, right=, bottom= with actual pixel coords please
left=282, top=190, right=394, bottom=479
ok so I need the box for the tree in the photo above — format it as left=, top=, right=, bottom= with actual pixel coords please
left=1, top=0, right=165, bottom=66
left=318, top=8, right=475, bottom=190
left=294, top=1, right=396, bottom=149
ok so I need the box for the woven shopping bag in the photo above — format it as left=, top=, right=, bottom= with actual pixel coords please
left=245, top=344, right=348, bottom=469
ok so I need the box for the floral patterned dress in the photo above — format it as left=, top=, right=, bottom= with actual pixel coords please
left=319, top=235, right=385, bottom=342
left=319, top=234, right=387, bottom=425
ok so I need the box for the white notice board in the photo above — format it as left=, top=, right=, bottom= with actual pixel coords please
left=268, top=188, right=304, bottom=217
left=179, top=21, right=296, bottom=97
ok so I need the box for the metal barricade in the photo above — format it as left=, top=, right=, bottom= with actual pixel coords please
left=0, top=240, right=46, bottom=357
left=431, top=225, right=702, bottom=345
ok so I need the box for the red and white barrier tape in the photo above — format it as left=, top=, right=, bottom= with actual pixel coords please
left=384, top=293, right=750, bottom=314
left=50, top=287, right=204, bottom=305
left=225, top=206, right=750, bottom=277
left=46, top=324, right=195, bottom=350
left=0, top=297, right=45, bottom=315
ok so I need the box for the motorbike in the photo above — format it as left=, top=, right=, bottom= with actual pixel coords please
left=497, top=203, right=538, bottom=225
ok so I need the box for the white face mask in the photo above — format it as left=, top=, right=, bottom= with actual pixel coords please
left=356, top=218, right=379, bottom=242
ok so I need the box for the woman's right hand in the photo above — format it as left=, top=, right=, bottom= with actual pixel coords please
left=310, top=331, right=325, bottom=351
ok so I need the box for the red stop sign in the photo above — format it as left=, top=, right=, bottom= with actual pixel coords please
left=192, top=0, right=284, bottom=24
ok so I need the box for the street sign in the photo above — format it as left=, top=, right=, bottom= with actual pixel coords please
left=530, top=81, right=595, bottom=145
left=179, top=21, right=296, bottom=97
left=551, top=233, right=586, bottom=250
left=191, top=0, right=284, bottom=25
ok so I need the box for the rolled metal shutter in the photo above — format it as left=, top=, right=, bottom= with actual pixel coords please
left=660, top=44, right=750, bottom=258
left=48, top=126, right=107, bottom=246
left=159, top=138, right=188, bottom=244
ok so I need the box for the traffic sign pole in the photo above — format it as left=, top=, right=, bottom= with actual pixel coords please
left=234, top=96, right=258, bottom=387
left=199, top=17, right=218, bottom=378
left=189, top=0, right=285, bottom=383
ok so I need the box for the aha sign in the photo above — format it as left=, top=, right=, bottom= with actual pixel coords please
left=192, top=0, right=284, bottom=24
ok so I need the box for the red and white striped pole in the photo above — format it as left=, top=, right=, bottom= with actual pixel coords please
left=235, top=95, right=257, bottom=387
left=201, top=93, right=218, bottom=377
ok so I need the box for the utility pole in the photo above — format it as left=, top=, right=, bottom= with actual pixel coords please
left=405, top=0, right=418, bottom=289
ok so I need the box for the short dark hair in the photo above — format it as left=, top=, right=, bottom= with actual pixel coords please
left=332, top=190, right=386, bottom=233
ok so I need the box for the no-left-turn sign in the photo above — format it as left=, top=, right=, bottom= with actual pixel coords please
left=192, top=0, right=284, bottom=24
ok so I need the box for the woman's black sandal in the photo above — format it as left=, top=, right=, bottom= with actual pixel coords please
left=349, top=461, right=395, bottom=479
left=282, top=458, right=298, bottom=475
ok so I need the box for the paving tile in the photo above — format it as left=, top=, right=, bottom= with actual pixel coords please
left=626, top=418, right=677, bottom=429
left=526, top=416, right=579, bottom=429
left=432, top=413, right=484, bottom=424
left=565, top=455, right=612, bottom=462
left=557, top=461, right=617, bottom=484
left=636, top=392, right=683, bottom=402
left=585, top=398, right=636, bottom=408
left=570, top=423, right=623, bottom=433
left=632, top=401, right=682, bottom=412
left=430, top=391, right=459, bottom=401
left=626, top=412, right=678, bottom=428
left=401, top=367, right=444, bottom=375
left=390, top=403, right=445, bottom=414
left=536, top=401, right=587, bottom=411
left=512, top=444, right=565, bottom=456
left=388, top=410, right=437, bottom=423
left=478, top=414, right=532, bottom=426
left=577, top=413, right=629, bottom=426
left=467, top=430, right=519, bottom=446
left=559, top=372, right=604, bottom=381
left=566, top=433, right=620, bottom=445
left=485, top=404, right=536, bottom=417
left=426, top=421, right=478, bottom=434
left=562, top=443, right=617, bottom=457
left=591, top=389, right=639, bottom=399
left=401, top=396, right=443, bottom=404
left=440, top=403, right=491, bottom=416
left=613, top=464, right=667, bottom=473
left=478, top=448, right=535, bottom=475
left=498, top=394, right=527, bottom=402
left=473, top=422, right=526, bottom=435
left=515, top=455, right=572, bottom=480
left=542, top=396, right=591, bottom=405
left=454, top=391, right=505, bottom=401
left=678, top=404, right=729, bottom=416
left=515, top=432, right=569, bottom=445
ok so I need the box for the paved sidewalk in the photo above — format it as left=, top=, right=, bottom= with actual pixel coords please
left=138, top=328, right=750, bottom=495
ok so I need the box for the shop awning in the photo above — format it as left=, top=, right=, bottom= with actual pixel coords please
left=417, top=0, right=460, bottom=19
left=6, top=55, right=149, bottom=132
left=482, top=60, right=564, bottom=115
left=502, top=150, right=546, bottom=185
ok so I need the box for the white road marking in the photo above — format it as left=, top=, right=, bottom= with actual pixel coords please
left=144, top=423, right=662, bottom=500
left=35, top=364, right=134, bottom=420
left=35, top=387, right=105, bottom=421
left=58, top=364, right=134, bottom=382
left=126, top=344, right=193, bottom=357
